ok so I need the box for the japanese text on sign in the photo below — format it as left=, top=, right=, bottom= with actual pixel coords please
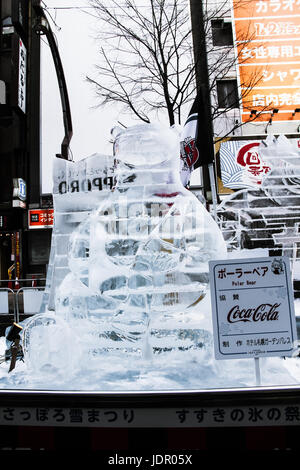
left=209, top=257, right=297, bottom=360
left=1, top=405, right=300, bottom=428
left=233, top=0, right=300, bottom=122
left=28, top=209, right=54, bottom=229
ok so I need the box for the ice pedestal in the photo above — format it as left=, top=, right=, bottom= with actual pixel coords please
left=22, top=123, right=227, bottom=381
left=22, top=314, right=81, bottom=380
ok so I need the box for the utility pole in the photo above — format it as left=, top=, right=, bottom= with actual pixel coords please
left=189, top=0, right=218, bottom=208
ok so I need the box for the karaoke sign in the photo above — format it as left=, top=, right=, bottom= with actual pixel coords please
left=232, top=0, right=300, bottom=122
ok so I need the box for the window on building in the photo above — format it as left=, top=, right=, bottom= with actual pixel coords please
left=0, top=81, right=6, bottom=104
left=211, top=19, right=233, bottom=47
left=216, top=79, right=239, bottom=109
left=2, top=16, right=13, bottom=27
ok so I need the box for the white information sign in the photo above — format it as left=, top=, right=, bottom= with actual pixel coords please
left=209, top=257, right=298, bottom=360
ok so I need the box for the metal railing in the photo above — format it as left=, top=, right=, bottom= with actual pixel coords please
left=0, top=278, right=46, bottom=290
left=0, top=279, right=46, bottom=324
left=0, top=287, right=16, bottom=319
left=15, top=287, right=45, bottom=323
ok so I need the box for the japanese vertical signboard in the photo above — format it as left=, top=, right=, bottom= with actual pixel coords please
left=18, top=37, right=26, bottom=113
left=232, top=0, right=300, bottom=122
left=209, top=257, right=297, bottom=359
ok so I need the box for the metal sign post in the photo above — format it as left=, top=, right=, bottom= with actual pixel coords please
left=254, top=357, right=261, bottom=386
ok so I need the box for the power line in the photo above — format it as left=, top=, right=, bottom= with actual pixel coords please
left=43, top=3, right=182, bottom=9
left=45, top=6, right=153, bottom=9
left=41, top=2, right=189, bottom=27
left=45, top=6, right=96, bottom=9
left=41, top=1, right=62, bottom=30
left=41, top=1, right=187, bottom=12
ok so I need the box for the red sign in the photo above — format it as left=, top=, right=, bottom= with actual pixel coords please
left=28, top=209, right=54, bottom=229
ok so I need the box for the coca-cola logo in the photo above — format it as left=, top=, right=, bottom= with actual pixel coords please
left=227, top=303, right=280, bottom=323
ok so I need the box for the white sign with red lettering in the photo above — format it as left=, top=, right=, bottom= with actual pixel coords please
left=209, top=257, right=297, bottom=360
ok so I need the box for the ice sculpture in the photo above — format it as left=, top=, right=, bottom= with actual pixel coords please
left=217, top=135, right=300, bottom=253
left=23, top=123, right=227, bottom=376
left=40, top=153, right=115, bottom=312
left=217, top=134, right=300, bottom=297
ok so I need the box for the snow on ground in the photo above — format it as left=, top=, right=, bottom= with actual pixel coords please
left=1, top=336, right=300, bottom=392
left=0, top=293, right=299, bottom=392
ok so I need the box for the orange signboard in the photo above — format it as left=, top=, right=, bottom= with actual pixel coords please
left=233, top=0, right=300, bottom=122
left=234, top=0, right=300, bottom=19
left=28, top=209, right=54, bottom=229
left=242, top=88, right=300, bottom=122
left=239, top=63, right=300, bottom=87
left=235, top=17, right=300, bottom=41
left=236, top=39, right=300, bottom=64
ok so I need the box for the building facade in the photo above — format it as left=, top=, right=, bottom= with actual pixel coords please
left=190, top=0, right=300, bottom=191
left=194, top=0, right=300, bottom=296
left=0, top=0, right=52, bottom=284
left=206, top=0, right=300, bottom=139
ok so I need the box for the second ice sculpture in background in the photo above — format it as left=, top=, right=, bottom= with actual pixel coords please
left=217, top=135, right=300, bottom=258
left=217, top=134, right=300, bottom=296
left=23, top=123, right=227, bottom=376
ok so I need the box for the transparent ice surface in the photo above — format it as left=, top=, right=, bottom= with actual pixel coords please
left=1, top=133, right=300, bottom=391
left=22, top=314, right=81, bottom=380
left=2, top=291, right=300, bottom=390
left=20, top=123, right=228, bottom=383
left=40, top=153, right=115, bottom=313
left=0, top=134, right=300, bottom=391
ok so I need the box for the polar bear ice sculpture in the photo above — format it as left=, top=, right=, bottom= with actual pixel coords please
left=23, top=123, right=227, bottom=376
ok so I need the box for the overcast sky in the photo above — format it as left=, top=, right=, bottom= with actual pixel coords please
left=40, top=0, right=200, bottom=193
left=41, top=0, right=137, bottom=193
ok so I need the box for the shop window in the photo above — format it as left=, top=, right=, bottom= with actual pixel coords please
left=211, top=19, right=233, bottom=47
left=216, top=79, right=239, bottom=109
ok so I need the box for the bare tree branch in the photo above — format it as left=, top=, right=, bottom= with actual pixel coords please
left=87, top=0, right=196, bottom=125
left=87, top=0, right=269, bottom=132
